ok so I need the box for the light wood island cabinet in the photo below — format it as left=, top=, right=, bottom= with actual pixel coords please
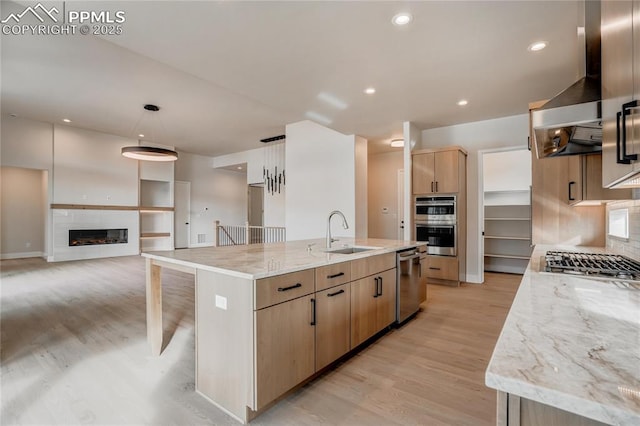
left=315, top=282, right=351, bottom=370
left=145, top=242, right=413, bottom=424
left=254, top=269, right=316, bottom=409
left=498, top=392, right=607, bottom=426
left=350, top=268, right=396, bottom=347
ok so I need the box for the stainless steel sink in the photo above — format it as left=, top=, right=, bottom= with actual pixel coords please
left=325, top=246, right=378, bottom=254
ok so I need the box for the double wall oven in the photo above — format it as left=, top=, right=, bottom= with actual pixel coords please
left=415, top=196, right=456, bottom=256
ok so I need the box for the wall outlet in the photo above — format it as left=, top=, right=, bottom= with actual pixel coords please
left=382, top=207, right=389, bottom=214
left=25, top=242, right=31, bottom=248
left=215, top=295, right=227, bottom=310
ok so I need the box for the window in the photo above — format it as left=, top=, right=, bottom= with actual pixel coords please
left=608, top=209, right=629, bottom=239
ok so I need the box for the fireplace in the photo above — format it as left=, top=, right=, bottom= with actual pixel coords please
left=69, top=229, right=128, bottom=246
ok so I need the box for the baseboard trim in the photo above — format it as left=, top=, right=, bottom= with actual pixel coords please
left=1, top=251, right=46, bottom=260
left=465, top=273, right=482, bottom=284
left=188, top=242, right=215, bottom=248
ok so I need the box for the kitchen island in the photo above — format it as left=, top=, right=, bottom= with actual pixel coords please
left=142, top=237, right=420, bottom=423
left=486, top=245, right=640, bottom=425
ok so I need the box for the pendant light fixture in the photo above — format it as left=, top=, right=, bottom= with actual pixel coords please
left=260, top=135, right=285, bottom=195
left=121, top=104, right=178, bottom=162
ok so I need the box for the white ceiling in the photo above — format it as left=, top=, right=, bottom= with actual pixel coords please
left=1, top=1, right=582, bottom=156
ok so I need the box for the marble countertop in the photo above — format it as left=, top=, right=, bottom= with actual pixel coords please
left=486, top=245, right=640, bottom=425
left=142, top=237, right=421, bottom=279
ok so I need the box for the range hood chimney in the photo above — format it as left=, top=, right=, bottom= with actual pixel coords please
left=533, top=0, right=602, bottom=158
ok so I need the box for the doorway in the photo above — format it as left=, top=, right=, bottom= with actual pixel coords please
left=479, top=148, right=532, bottom=280
left=174, top=181, right=191, bottom=249
left=0, top=167, right=48, bottom=259
left=248, top=185, right=264, bottom=227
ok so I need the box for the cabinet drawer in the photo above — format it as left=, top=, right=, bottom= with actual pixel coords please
left=255, top=269, right=315, bottom=310
left=425, top=256, right=458, bottom=281
left=351, top=252, right=396, bottom=280
left=315, top=262, right=351, bottom=291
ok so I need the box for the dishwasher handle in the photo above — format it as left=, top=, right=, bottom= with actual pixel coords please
left=398, top=253, right=420, bottom=262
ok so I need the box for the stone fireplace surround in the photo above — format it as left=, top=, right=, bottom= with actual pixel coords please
left=52, top=209, right=139, bottom=262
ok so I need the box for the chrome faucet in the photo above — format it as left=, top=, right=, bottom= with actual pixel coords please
left=326, top=210, right=349, bottom=249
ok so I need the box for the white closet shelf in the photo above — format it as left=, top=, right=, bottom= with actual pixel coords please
left=484, top=235, right=530, bottom=240
left=484, top=253, right=531, bottom=260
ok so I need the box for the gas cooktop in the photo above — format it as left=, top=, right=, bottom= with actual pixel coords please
left=542, top=251, right=640, bottom=288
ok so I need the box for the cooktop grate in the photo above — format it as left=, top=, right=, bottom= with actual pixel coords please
left=544, top=251, right=640, bottom=281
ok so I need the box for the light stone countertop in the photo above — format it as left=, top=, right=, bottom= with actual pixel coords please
left=142, top=237, right=421, bottom=279
left=485, top=245, right=640, bottom=425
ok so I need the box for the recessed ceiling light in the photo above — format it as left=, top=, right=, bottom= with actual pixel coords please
left=528, top=41, right=547, bottom=51
left=457, top=99, right=468, bottom=106
left=364, top=87, right=376, bottom=95
left=63, top=118, right=71, bottom=123
left=390, top=139, right=404, bottom=148
left=138, top=134, right=145, bottom=138
left=392, top=13, right=412, bottom=26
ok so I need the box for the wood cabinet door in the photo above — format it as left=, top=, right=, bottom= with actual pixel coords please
left=601, top=0, right=636, bottom=186
left=255, top=295, right=315, bottom=409
left=351, top=252, right=396, bottom=281
left=350, top=277, right=378, bottom=348
left=315, top=283, right=351, bottom=370
left=412, top=152, right=435, bottom=194
left=566, top=155, right=583, bottom=204
left=425, top=255, right=459, bottom=281
left=375, top=269, right=397, bottom=330
left=433, top=150, right=459, bottom=193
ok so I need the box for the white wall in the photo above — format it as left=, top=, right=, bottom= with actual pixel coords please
left=212, top=145, right=286, bottom=227
left=53, top=125, right=138, bottom=206
left=175, top=151, right=247, bottom=247
left=1, top=115, right=54, bottom=256
left=212, top=146, right=265, bottom=184
left=483, top=149, right=532, bottom=192
left=354, top=136, right=368, bottom=238
left=0, top=167, right=47, bottom=259
left=420, top=114, right=530, bottom=283
left=368, top=151, right=403, bottom=239
left=403, top=122, right=421, bottom=241
left=285, top=120, right=357, bottom=241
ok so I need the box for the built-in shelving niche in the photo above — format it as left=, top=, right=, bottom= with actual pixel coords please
left=484, top=190, right=533, bottom=274
left=139, top=179, right=174, bottom=251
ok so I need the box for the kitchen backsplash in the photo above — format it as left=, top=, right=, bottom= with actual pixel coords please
left=606, top=189, right=640, bottom=260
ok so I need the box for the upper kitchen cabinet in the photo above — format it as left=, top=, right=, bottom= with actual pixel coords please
left=602, top=0, right=640, bottom=187
left=412, top=147, right=467, bottom=194
left=566, top=154, right=631, bottom=205
left=530, top=101, right=606, bottom=246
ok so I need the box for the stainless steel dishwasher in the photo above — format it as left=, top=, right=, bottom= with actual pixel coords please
left=396, top=246, right=427, bottom=324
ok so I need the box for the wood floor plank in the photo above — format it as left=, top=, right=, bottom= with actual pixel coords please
left=1, top=256, right=519, bottom=425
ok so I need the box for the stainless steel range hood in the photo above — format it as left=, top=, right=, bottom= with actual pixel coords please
left=533, top=1, right=602, bottom=159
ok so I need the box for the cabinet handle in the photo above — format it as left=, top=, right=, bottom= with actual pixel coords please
left=429, top=267, right=441, bottom=270
left=435, top=181, right=438, bottom=192
left=622, top=100, right=639, bottom=162
left=327, top=272, right=345, bottom=279
left=373, top=277, right=379, bottom=298
left=616, top=111, right=629, bottom=164
left=527, top=136, right=531, bottom=151
left=431, top=181, right=434, bottom=192
left=568, top=181, right=576, bottom=201
left=378, top=276, right=383, bottom=296
left=277, top=282, right=302, bottom=292
left=310, top=298, right=316, bottom=326
left=327, top=289, right=345, bottom=297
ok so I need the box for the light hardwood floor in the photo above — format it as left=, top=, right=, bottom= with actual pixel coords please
left=1, top=256, right=519, bottom=425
